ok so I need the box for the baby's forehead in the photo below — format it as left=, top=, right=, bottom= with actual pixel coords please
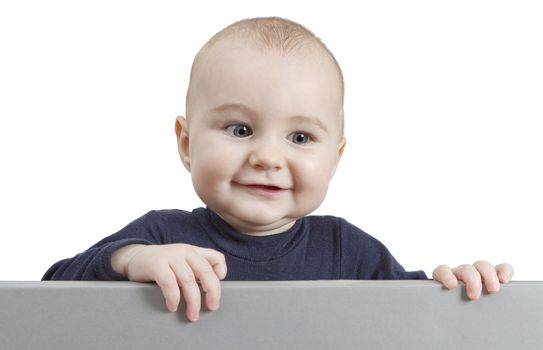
left=190, top=45, right=344, bottom=137
left=192, top=39, right=341, bottom=106
left=189, top=34, right=343, bottom=102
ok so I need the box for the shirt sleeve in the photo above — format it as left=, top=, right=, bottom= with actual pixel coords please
left=42, top=211, right=167, bottom=281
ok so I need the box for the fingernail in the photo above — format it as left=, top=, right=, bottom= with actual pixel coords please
left=493, top=281, right=500, bottom=292
left=469, top=289, right=481, bottom=300
left=188, top=309, right=199, bottom=321
left=445, top=278, right=456, bottom=288
left=208, top=300, right=219, bottom=311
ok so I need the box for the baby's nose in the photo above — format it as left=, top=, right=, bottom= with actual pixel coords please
left=248, top=140, right=285, bottom=171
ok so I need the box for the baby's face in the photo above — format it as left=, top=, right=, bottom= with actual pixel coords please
left=178, top=38, right=345, bottom=235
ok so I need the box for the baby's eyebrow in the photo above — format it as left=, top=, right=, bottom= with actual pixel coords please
left=288, top=115, right=328, bottom=133
left=211, top=103, right=257, bottom=117
left=211, top=103, right=328, bottom=133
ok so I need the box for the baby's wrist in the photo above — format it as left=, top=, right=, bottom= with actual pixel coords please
left=111, top=244, right=147, bottom=276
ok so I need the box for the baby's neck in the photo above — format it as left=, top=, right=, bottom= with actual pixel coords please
left=216, top=213, right=296, bottom=236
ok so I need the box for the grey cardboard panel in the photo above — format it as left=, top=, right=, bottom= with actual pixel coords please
left=0, top=280, right=542, bottom=350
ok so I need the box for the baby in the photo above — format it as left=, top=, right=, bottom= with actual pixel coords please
left=43, top=17, right=513, bottom=321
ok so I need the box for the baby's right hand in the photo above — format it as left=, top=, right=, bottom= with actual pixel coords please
left=112, top=243, right=227, bottom=321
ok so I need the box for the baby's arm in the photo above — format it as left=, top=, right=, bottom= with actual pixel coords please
left=432, top=261, right=513, bottom=299
left=112, top=243, right=227, bottom=321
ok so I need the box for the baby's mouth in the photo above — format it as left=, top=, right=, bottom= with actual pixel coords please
left=247, top=184, right=284, bottom=191
left=239, top=183, right=288, bottom=197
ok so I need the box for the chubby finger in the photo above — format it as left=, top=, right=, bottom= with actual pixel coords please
left=154, top=268, right=181, bottom=313
left=432, top=264, right=458, bottom=289
left=170, top=261, right=202, bottom=321
left=453, top=264, right=482, bottom=300
left=186, top=254, right=222, bottom=311
left=473, top=260, right=500, bottom=293
left=194, top=247, right=228, bottom=280
left=495, top=263, right=514, bottom=283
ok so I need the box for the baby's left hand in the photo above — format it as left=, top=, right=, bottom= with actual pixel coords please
left=432, top=261, right=514, bottom=299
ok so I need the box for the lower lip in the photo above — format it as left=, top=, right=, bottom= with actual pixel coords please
left=243, top=184, right=287, bottom=197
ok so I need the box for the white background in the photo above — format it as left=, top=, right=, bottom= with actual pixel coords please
left=0, top=1, right=541, bottom=280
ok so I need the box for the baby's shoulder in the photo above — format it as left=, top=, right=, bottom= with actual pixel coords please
left=130, top=208, right=193, bottom=225
left=148, top=208, right=194, bottom=220
left=129, top=208, right=210, bottom=244
left=126, top=208, right=200, bottom=234
left=303, top=214, right=377, bottom=243
left=304, top=214, right=392, bottom=261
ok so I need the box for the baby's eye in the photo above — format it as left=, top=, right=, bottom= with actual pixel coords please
left=288, top=132, right=312, bottom=145
left=226, top=124, right=253, bottom=138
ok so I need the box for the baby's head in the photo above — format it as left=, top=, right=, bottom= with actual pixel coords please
left=176, top=17, right=346, bottom=235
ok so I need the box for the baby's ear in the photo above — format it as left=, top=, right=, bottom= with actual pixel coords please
left=337, top=137, right=346, bottom=160
left=330, top=137, right=346, bottom=179
left=175, top=116, right=191, bottom=172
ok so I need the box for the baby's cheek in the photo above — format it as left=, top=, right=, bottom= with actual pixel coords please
left=192, top=158, right=227, bottom=185
left=293, top=158, right=331, bottom=198
left=190, top=165, right=226, bottom=209
left=191, top=147, right=239, bottom=190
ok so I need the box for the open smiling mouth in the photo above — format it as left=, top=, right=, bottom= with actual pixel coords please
left=247, top=184, right=283, bottom=191
left=242, top=184, right=287, bottom=196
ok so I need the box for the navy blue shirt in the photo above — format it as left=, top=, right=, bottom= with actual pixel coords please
left=43, top=207, right=427, bottom=281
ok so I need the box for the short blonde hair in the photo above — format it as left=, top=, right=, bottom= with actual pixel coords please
left=186, top=17, right=345, bottom=132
